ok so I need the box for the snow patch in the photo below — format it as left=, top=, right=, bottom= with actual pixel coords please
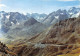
left=11, top=22, right=14, bottom=24
left=76, top=12, right=80, bottom=16
left=55, top=16, right=59, bottom=19
left=71, top=12, right=80, bottom=18
left=60, top=13, right=63, bottom=15
left=6, top=15, right=10, bottom=19
left=1, top=13, right=4, bottom=18
left=69, top=12, right=73, bottom=15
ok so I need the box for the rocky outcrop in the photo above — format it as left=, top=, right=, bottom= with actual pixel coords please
left=0, top=41, right=17, bottom=56
left=7, top=17, right=80, bottom=56
left=16, top=17, right=80, bottom=56
left=29, top=17, right=80, bottom=45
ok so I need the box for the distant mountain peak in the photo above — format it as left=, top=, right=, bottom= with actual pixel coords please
left=24, top=17, right=38, bottom=26
left=43, top=7, right=80, bottom=25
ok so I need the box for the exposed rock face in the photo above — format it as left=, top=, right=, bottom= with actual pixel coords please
left=68, top=7, right=80, bottom=17
left=5, top=17, right=47, bottom=40
left=7, top=17, right=80, bottom=56
left=43, top=9, right=69, bottom=25
left=30, top=17, right=80, bottom=45
left=24, top=17, right=38, bottom=26
left=0, top=7, right=80, bottom=33
left=0, top=11, right=28, bottom=33
left=0, top=11, right=47, bottom=40
left=43, top=7, right=80, bottom=25
left=0, top=41, right=17, bottom=56
left=26, top=13, right=47, bottom=22
left=0, top=9, right=80, bottom=56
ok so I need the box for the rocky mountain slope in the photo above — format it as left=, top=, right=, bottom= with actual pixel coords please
left=5, top=17, right=47, bottom=40
left=0, top=7, right=80, bottom=34
left=4, top=16, right=80, bottom=56
left=29, top=17, right=80, bottom=44
left=43, top=9, right=69, bottom=25
left=0, top=11, right=47, bottom=33
left=68, top=7, right=80, bottom=18
left=0, top=11, right=47, bottom=40
left=0, top=41, right=16, bottom=56
left=0, top=11, right=28, bottom=33
left=1, top=7, right=80, bottom=32
left=43, top=7, right=80, bottom=25
left=0, top=7, right=80, bottom=56
left=27, top=13, right=47, bottom=22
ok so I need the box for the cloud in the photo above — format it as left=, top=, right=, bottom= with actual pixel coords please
left=0, top=4, right=6, bottom=7
left=0, top=0, right=7, bottom=8
left=57, top=0, right=76, bottom=1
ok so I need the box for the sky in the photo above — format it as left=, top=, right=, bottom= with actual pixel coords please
left=0, top=0, right=80, bottom=14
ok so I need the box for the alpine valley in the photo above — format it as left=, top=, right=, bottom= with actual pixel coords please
left=0, top=7, right=80, bottom=56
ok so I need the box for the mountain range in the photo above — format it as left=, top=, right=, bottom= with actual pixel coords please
left=0, top=7, right=80, bottom=56
left=26, top=13, right=47, bottom=22
left=0, top=15, right=80, bottom=56
left=43, top=7, right=80, bottom=25
left=0, top=7, right=80, bottom=29
left=0, top=7, right=80, bottom=40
